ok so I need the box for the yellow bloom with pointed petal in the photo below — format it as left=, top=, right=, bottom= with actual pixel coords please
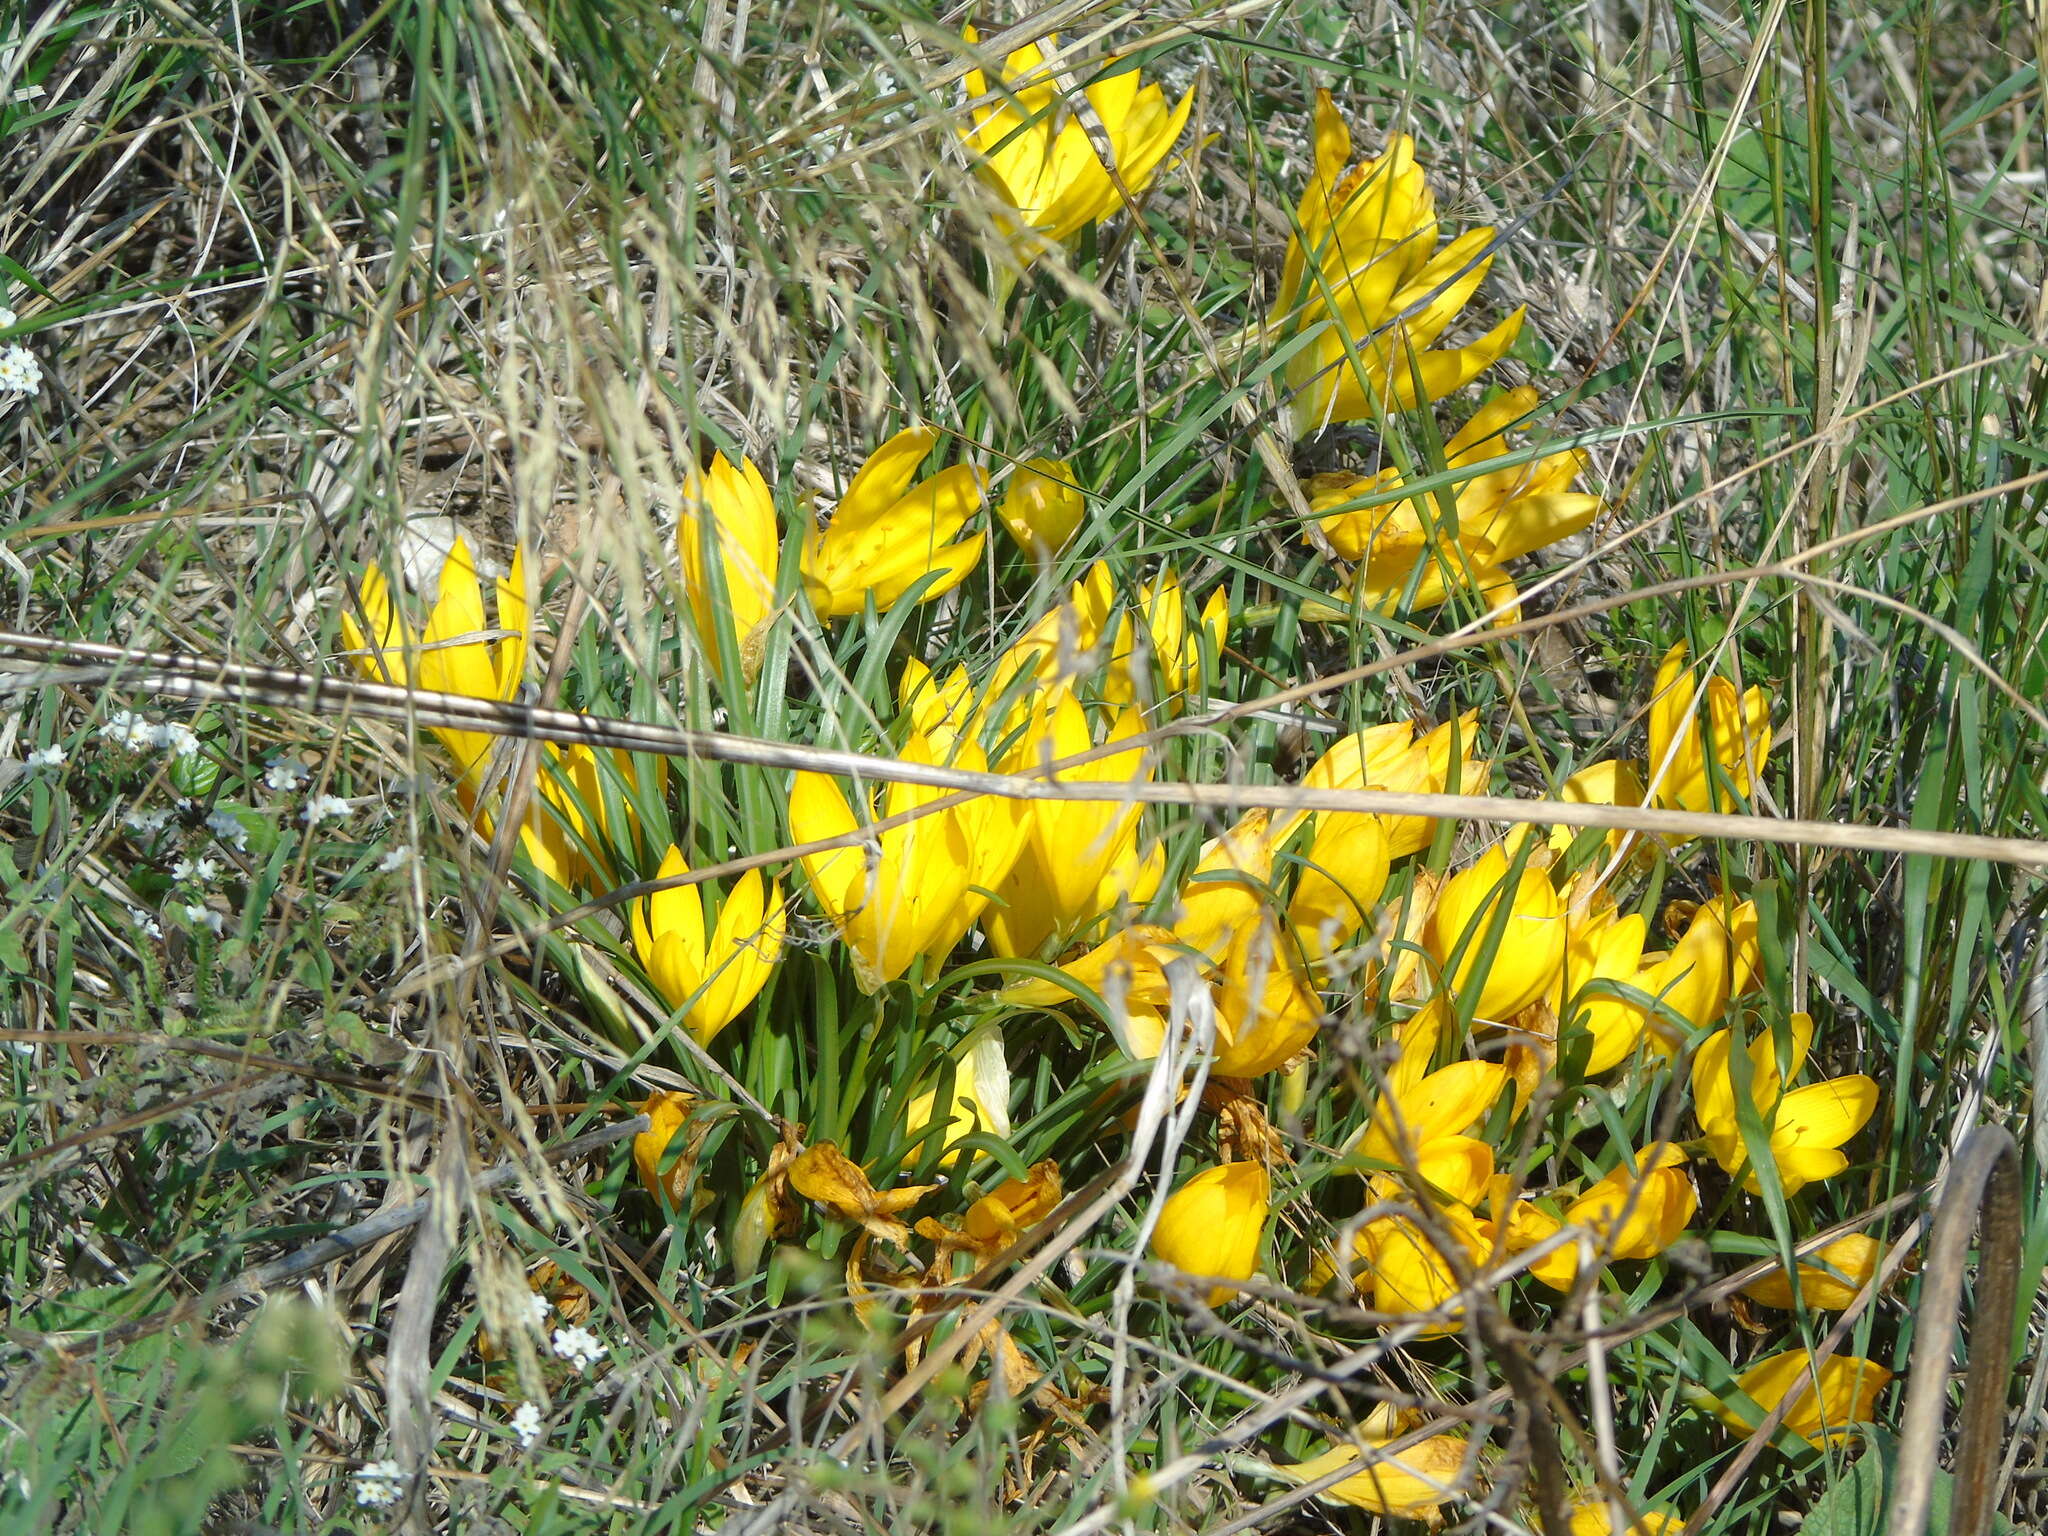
left=1553, top=904, right=1652, bottom=1075
left=1280, top=91, right=1523, bottom=435
left=1692, top=1012, right=1879, bottom=1196
left=1719, top=1349, right=1893, bottom=1446
left=1309, top=388, right=1600, bottom=618
left=516, top=743, right=666, bottom=891
left=903, top=1024, right=1011, bottom=1166
left=1639, top=896, right=1760, bottom=1053
left=340, top=535, right=529, bottom=792
left=1546, top=759, right=1648, bottom=861
left=1174, top=811, right=1278, bottom=964
left=678, top=450, right=779, bottom=683
left=1646, top=641, right=1773, bottom=814
left=1356, top=1003, right=1509, bottom=1171
left=1740, top=1234, right=1884, bottom=1310
left=1294, top=714, right=1489, bottom=862
left=999, top=922, right=1181, bottom=1060
left=1525, top=1144, right=1697, bottom=1291
left=1426, top=846, right=1568, bottom=1022
left=997, top=457, right=1085, bottom=560
left=1072, top=563, right=1229, bottom=713
left=1568, top=1501, right=1686, bottom=1536
left=962, top=30, right=1194, bottom=257
left=791, top=728, right=1028, bottom=991
left=985, top=691, right=1157, bottom=957
left=800, top=427, right=986, bottom=619
left=1150, top=1160, right=1268, bottom=1304
left=630, top=845, right=785, bottom=1046
left=1277, top=1427, right=1472, bottom=1517
left=1210, top=917, right=1324, bottom=1077
left=1287, top=807, right=1391, bottom=959
left=1349, top=1199, right=1489, bottom=1336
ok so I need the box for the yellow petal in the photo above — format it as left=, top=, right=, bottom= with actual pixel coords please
left=1277, top=1432, right=1471, bottom=1518
left=1151, top=1160, right=1268, bottom=1305
left=1740, top=1234, right=1884, bottom=1310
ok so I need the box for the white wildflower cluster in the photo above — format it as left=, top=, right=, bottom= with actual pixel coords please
left=204, top=808, right=249, bottom=851
left=100, top=711, right=199, bottom=757
left=302, top=793, right=352, bottom=824
left=376, top=844, right=413, bottom=873
left=527, top=1290, right=554, bottom=1327
left=0, top=307, right=37, bottom=400
left=352, top=1459, right=406, bottom=1509
left=510, top=1401, right=545, bottom=1450
left=263, top=758, right=310, bottom=792
left=550, top=1325, right=606, bottom=1373
left=175, top=902, right=225, bottom=936
left=170, top=855, right=220, bottom=885
left=23, top=745, right=64, bottom=769
left=123, top=806, right=173, bottom=835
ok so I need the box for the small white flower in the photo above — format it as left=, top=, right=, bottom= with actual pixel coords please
left=527, top=1291, right=554, bottom=1326
left=0, top=307, right=15, bottom=328
left=302, top=794, right=352, bottom=824
left=550, top=1325, right=606, bottom=1373
left=204, top=809, right=249, bottom=850
left=125, top=806, right=172, bottom=833
left=0, top=345, right=37, bottom=397
left=172, top=855, right=221, bottom=884
left=376, top=844, right=413, bottom=873
left=510, top=1401, right=545, bottom=1450
left=175, top=902, right=225, bottom=936
left=24, top=745, right=64, bottom=768
left=157, top=722, right=200, bottom=757
left=263, top=758, right=310, bottom=792
left=101, top=711, right=155, bottom=750
left=352, top=1459, right=406, bottom=1508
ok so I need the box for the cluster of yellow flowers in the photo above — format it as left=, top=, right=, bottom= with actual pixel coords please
left=336, top=38, right=1889, bottom=1529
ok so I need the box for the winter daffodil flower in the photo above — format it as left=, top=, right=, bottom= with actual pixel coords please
left=996, top=456, right=1086, bottom=561
left=1072, top=563, right=1228, bottom=713
left=1552, top=897, right=1652, bottom=1075
left=1717, top=1349, right=1893, bottom=1447
left=1290, top=714, right=1489, bottom=861
left=630, top=845, right=786, bottom=1045
left=1516, top=1143, right=1698, bottom=1291
left=340, top=535, right=529, bottom=792
left=1275, top=1410, right=1472, bottom=1518
left=800, top=427, right=986, bottom=619
left=961, top=29, right=1193, bottom=259
left=1279, top=91, right=1523, bottom=436
left=1646, top=640, right=1773, bottom=814
left=1692, top=1012, right=1878, bottom=1196
left=1425, top=846, right=1568, bottom=1022
left=1567, top=1501, right=1686, bottom=1536
left=791, top=727, right=1028, bottom=990
left=632, top=1090, right=707, bottom=1209
left=1150, top=1160, right=1268, bottom=1304
left=678, top=451, right=779, bottom=683
left=903, top=1025, right=1012, bottom=1166
left=1308, top=388, right=1600, bottom=620
left=1638, top=896, right=1760, bottom=1052
left=1740, top=1234, right=1884, bottom=1310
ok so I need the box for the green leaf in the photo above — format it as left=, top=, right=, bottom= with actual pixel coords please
left=1803, top=1430, right=2020, bottom=1536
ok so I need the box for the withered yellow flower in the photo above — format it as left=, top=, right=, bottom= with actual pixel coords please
left=902, top=1024, right=1012, bottom=1166
left=1150, top=1159, right=1268, bottom=1304
left=1279, top=90, right=1523, bottom=435
left=800, top=427, right=986, bottom=619
left=961, top=30, right=1193, bottom=257
left=788, top=1142, right=939, bottom=1247
left=630, top=844, right=785, bottom=1046
left=1276, top=1422, right=1472, bottom=1518
left=632, top=1090, right=704, bottom=1209
left=962, top=1159, right=1063, bottom=1251
left=678, top=450, right=779, bottom=683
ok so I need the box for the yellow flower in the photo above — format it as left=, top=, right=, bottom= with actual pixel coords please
left=1645, top=641, right=1773, bottom=814
left=1719, top=1349, right=1893, bottom=1447
left=1210, top=917, right=1325, bottom=1077
left=996, top=457, right=1086, bottom=560
left=1426, top=846, right=1568, bottom=1022
left=800, top=427, right=986, bottom=619
left=903, top=1024, right=1012, bottom=1166
left=1350, top=1202, right=1490, bottom=1336
left=1173, top=811, right=1279, bottom=964
left=1276, top=1425, right=1472, bottom=1518
left=791, top=727, right=1028, bottom=991
left=629, top=845, right=785, bottom=1045
left=1692, top=1012, right=1878, bottom=1196
left=1072, top=563, right=1228, bottom=713
left=678, top=451, right=779, bottom=683
left=1150, top=1160, right=1268, bottom=1304
left=1279, top=91, right=1523, bottom=435
left=1546, top=758, right=1648, bottom=862
left=1522, top=1144, right=1697, bottom=1291
left=1001, top=922, right=1181, bottom=1061
left=1286, top=805, right=1391, bottom=959
left=517, top=743, right=665, bottom=891
left=1568, top=1500, right=1686, bottom=1536
left=1639, top=896, right=1760, bottom=1053
left=1296, top=714, right=1489, bottom=861
left=340, top=535, right=529, bottom=791
left=632, top=1090, right=707, bottom=1209
left=984, top=691, right=1158, bottom=957
left=1553, top=904, right=1651, bottom=1075
left=1740, top=1234, right=1884, bottom=1310
left=962, top=30, right=1193, bottom=257
left=1356, top=1003, right=1508, bottom=1174
left=1309, top=388, right=1600, bottom=618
